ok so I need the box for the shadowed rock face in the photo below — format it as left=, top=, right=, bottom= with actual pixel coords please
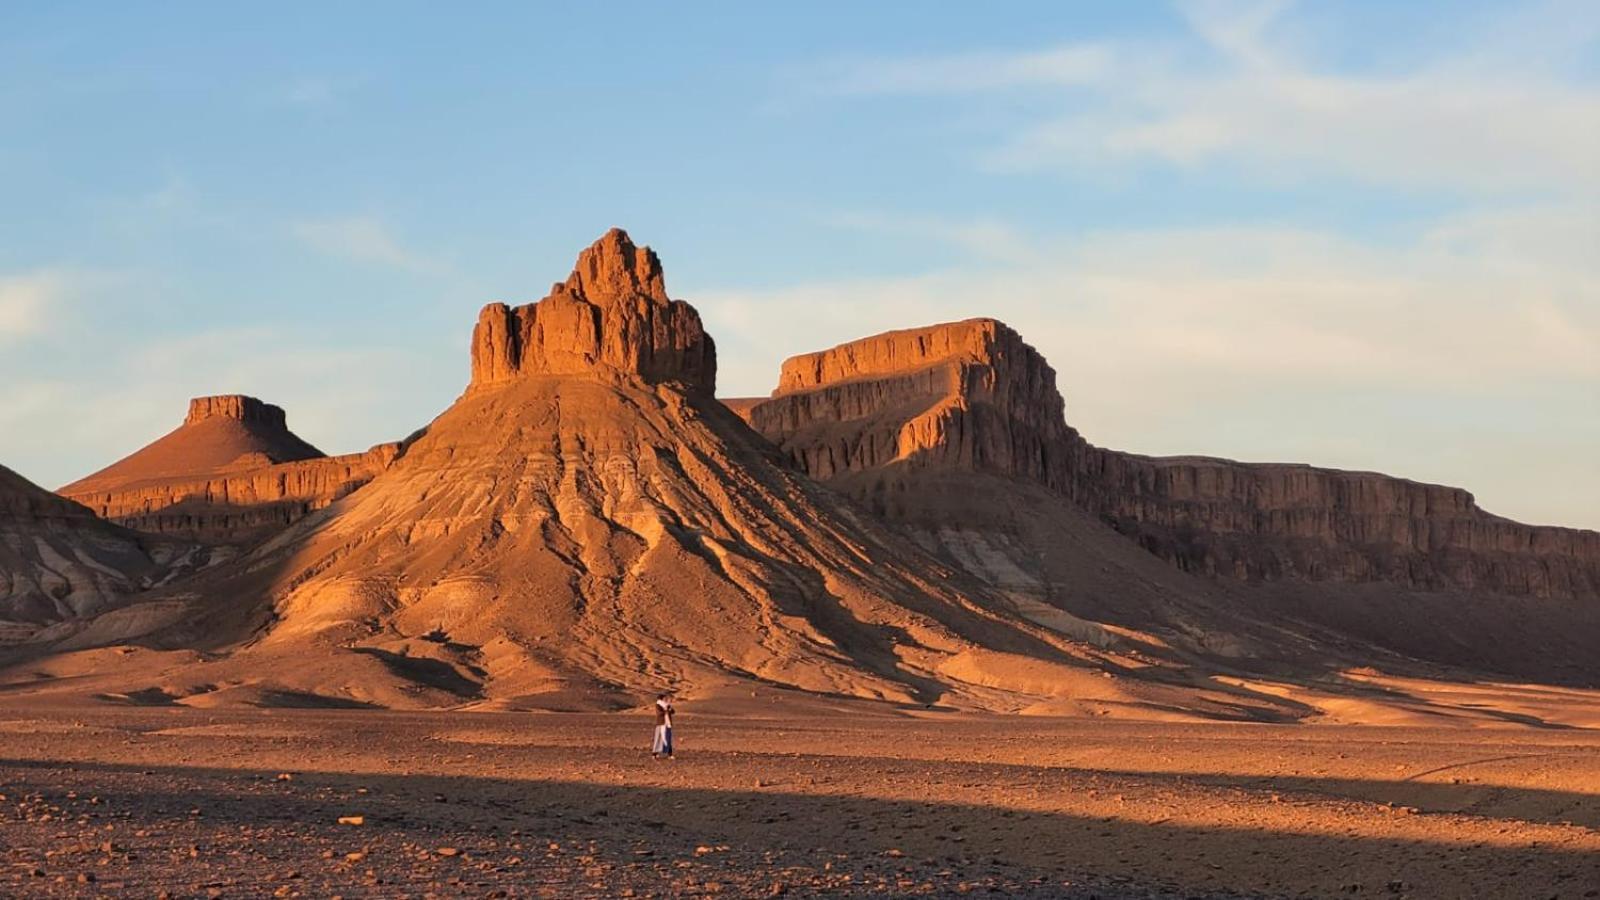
left=60, top=396, right=400, bottom=544
left=1070, top=452, right=1600, bottom=597
left=470, top=229, right=716, bottom=393
left=0, top=464, right=158, bottom=624
left=737, top=318, right=1600, bottom=601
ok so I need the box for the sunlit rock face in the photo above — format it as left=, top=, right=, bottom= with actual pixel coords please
left=60, top=395, right=401, bottom=545
left=50, top=229, right=1117, bottom=713
left=470, top=228, right=716, bottom=393
left=738, top=318, right=1600, bottom=600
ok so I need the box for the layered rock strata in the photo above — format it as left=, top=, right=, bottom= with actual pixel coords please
left=35, top=229, right=1190, bottom=714
left=60, top=395, right=400, bottom=544
left=1, top=464, right=158, bottom=624
left=63, top=443, right=402, bottom=544
left=1073, top=453, right=1600, bottom=598
left=738, top=318, right=1600, bottom=600
left=470, top=228, right=715, bottom=392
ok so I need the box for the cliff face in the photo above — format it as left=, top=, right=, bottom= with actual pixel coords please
left=59, top=396, right=399, bottom=544
left=747, top=319, right=1073, bottom=486
left=470, top=229, right=716, bottom=393
left=739, top=319, right=1600, bottom=601
left=1073, top=452, right=1600, bottom=597
left=183, top=395, right=294, bottom=431
left=64, top=443, right=402, bottom=544
left=54, top=229, right=1150, bottom=714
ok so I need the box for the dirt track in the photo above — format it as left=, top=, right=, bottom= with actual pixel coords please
left=2, top=699, right=1597, bottom=898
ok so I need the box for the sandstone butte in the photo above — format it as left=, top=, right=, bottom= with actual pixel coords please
left=2, top=231, right=1597, bottom=718
left=732, top=317, right=1600, bottom=683
left=59, top=394, right=403, bottom=544
left=7, top=228, right=1235, bottom=716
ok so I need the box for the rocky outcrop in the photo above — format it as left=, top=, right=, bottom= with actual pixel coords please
left=1, top=464, right=159, bottom=624
left=64, top=443, right=402, bottom=544
left=64, top=394, right=325, bottom=498
left=470, top=228, right=716, bottom=393
left=183, top=395, right=293, bottom=431
left=60, top=396, right=399, bottom=544
left=29, top=230, right=1176, bottom=715
left=746, top=319, right=1074, bottom=485
left=739, top=319, right=1600, bottom=601
left=1072, top=452, right=1600, bottom=598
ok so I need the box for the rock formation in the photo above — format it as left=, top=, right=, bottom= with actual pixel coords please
left=1072, top=453, right=1600, bottom=598
left=734, top=318, right=1600, bottom=682
left=10, top=235, right=1594, bottom=713
left=60, top=396, right=401, bottom=544
left=0, top=464, right=159, bottom=626
left=21, top=230, right=1274, bottom=716
left=745, top=319, right=1074, bottom=488
left=469, top=228, right=715, bottom=392
left=739, top=317, right=1600, bottom=600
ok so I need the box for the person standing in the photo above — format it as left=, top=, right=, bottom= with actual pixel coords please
left=651, top=692, right=675, bottom=760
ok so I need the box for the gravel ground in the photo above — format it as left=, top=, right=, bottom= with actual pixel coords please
left=1, top=703, right=1596, bottom=898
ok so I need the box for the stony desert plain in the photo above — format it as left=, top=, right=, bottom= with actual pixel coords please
left=3, top=694, right=1599, bottom=899
left=3, top=231, right=1598, bottom=898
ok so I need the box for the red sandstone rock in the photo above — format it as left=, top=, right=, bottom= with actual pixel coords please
left=469, top=229, right=715, bottom=393
left=60, top=397, right=400, bottom=544
left=748, top=319, right=1072, bottom=485
left=29, top=232, right=1131, bottom=711
left=739, top=318, right=1600, bottom=602
left=64, top=443, right=403, bottom=544
left=182, top=395, right=293, bottom=430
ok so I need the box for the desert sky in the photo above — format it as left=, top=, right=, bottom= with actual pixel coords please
left=0, top=0, right=1596, bottom=528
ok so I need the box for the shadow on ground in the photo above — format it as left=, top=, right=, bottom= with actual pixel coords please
left=2, top=757, right=1596, bottom=898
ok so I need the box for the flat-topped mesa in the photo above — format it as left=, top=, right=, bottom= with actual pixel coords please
left=59, top=395, right=398, bottom=545
left=184, top=395, right=289, bottom=430
left=470, top=228, right=717, bottom=393
left=748, top=318, right=1074, bottom=485
left=65, top=442, right=404, bottom=544
left=741, top=318, right=1600, bottom=601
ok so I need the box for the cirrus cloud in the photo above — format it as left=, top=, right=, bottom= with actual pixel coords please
left=823, top=0, right=1600, bottom=196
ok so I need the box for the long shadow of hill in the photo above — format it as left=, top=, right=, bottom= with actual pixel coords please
left=1, top=756, right=1595, bottom=898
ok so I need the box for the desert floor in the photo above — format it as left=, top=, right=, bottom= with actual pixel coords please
left=1, top=695, right=1596, bottom=899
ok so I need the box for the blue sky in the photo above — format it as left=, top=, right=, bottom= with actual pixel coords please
left=2, top=1, right=1597, bottom=528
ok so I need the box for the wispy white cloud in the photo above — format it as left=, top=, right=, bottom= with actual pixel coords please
left=708, top=205, right=1599, bottom=392
left=0, top=271, right=73, bottom=343
left=696, top=204, right=1600, bottom=528
left=824, top=0, right=1600, bottom=196
left=291, top=216, right=442, bottom=273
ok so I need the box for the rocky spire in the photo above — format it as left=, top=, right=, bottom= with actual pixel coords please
left=564, top=227, right=668, bottom=304
left=470, top=229, right=716, bottom=393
